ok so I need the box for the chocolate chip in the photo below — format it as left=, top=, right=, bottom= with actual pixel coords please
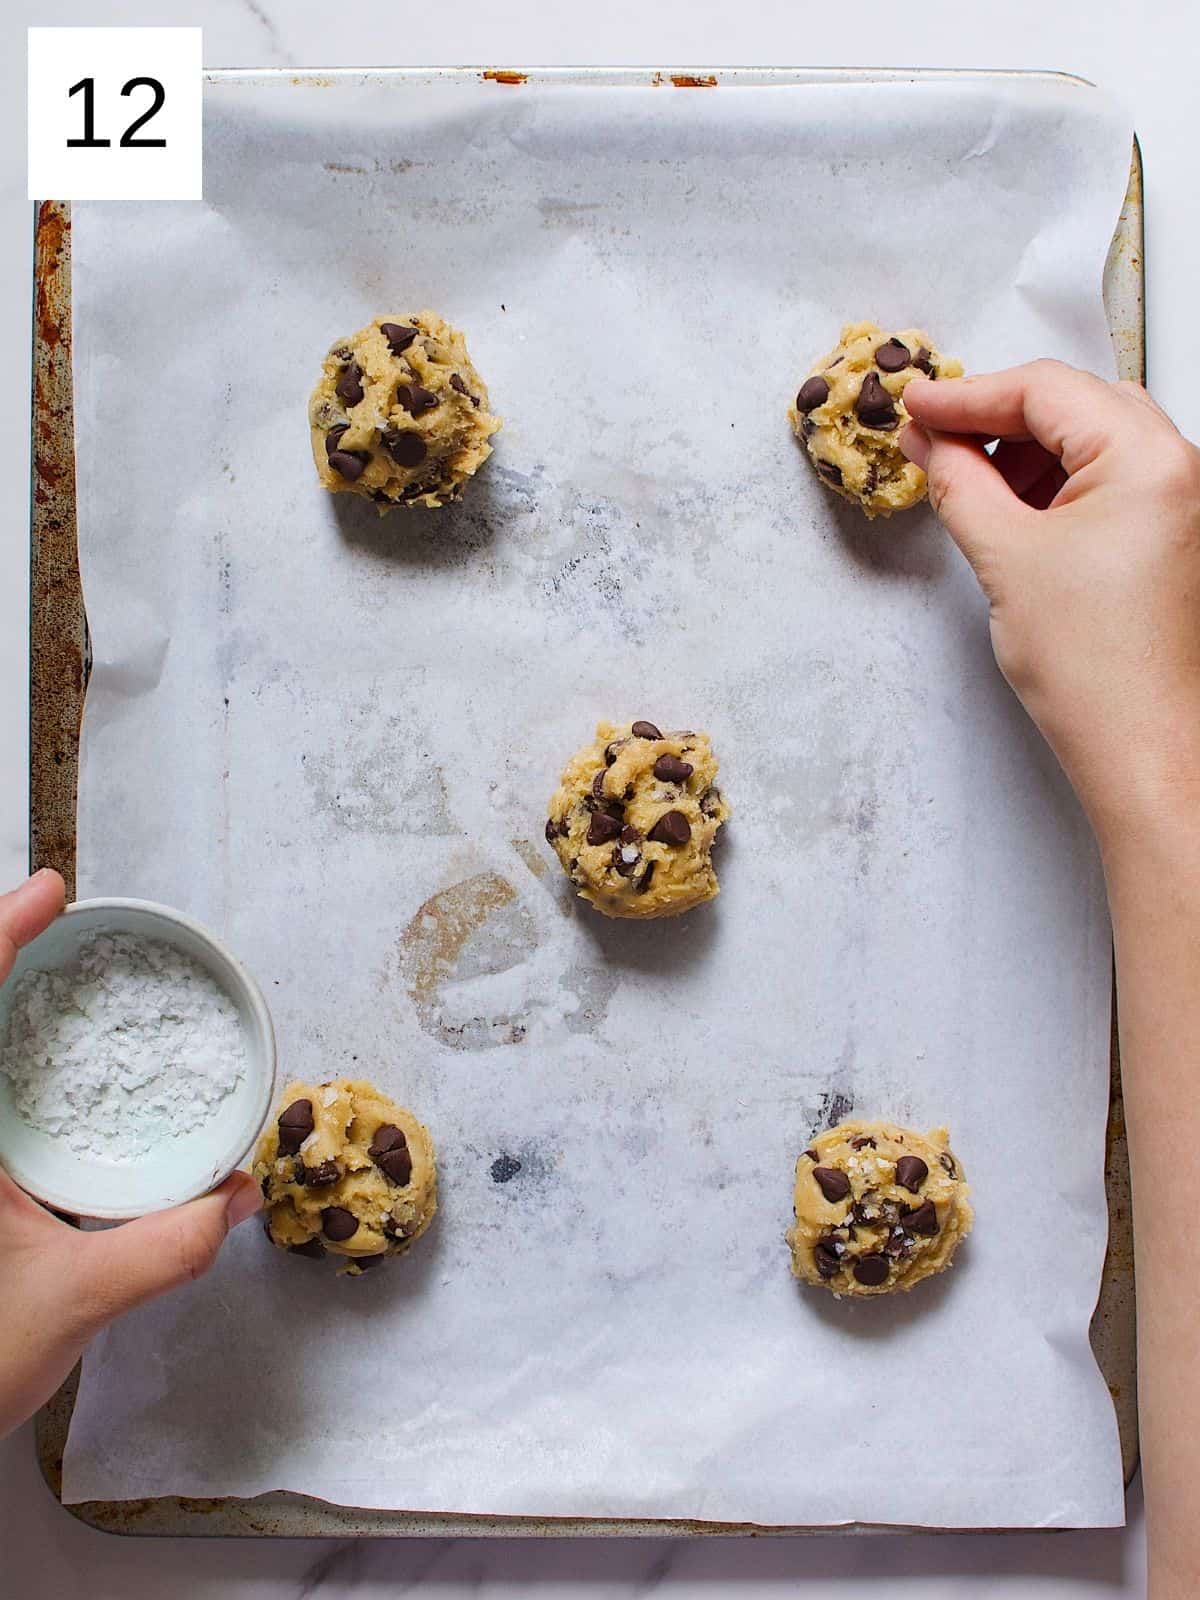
left=895, top=1155, right=929, bottom=1193
left=321, top=1206, right=360, bottom=1241
left=631, top=721, right=663, bottom=739
left=591, top=768, right=608, bottom=799
left=587, top=811, right=622, bottom=846
left=812, top=1166, right=851, bottom=1203
left=353, top=1253, right=388, bottom=1271
left=277, top=1098, right=314, bottom=1155
left=368, top=1125, right=413, bottom=1185
left=260, top=1174, right=272, bottom=1199
left=380, top=322, right=417, bottom=354
left=335, top=362, right=364, bottom=406
left=620, top=823, right=642, bottom=844
left=449, top=372, right=471, bottom=397
left=396, top=381, right=439, bottom=415
left=370, top=1124, right=407, bottom=1156
left=940, top=1153, right=957, bottom=1177
left=856, top=372, right=899, bottom=430
left=874, top=338, right=911, bottom=373
left=796, top=375, right=830, bottom=413
left=604, top=741, right=622, bottom=766
left=700, top=786, right=723, bottom=817
left=653, top=754, right=694, bottom=783
left=289, top=1238, right=326, bottom=1259
left=914, top=346, right=935, bottom=376
left=816, top=459, right=843, bottom=487
left=324, top=424, right=349, bottom=455
left=814, top=1242, right=842, bottom=1279
left=383, top=430, right=428, bottom=468
left=850, top=1136, right=877, bottom=1150
left=636, top=860, right=656, bottom=894
left=803, top=1148, right=820, bottom=1163
left=545, top=817, right=564, bottom=843
left=383, top=1213, right=410, bottom=1237
left=378, top=1147, right=413, bottom=1186
left=328, top=450, right=369, bottom=481
left=853, top=1254, right=890, bottom=1287
left=299, top=1159, right=340, bottom=1188
left=903, top=1200, right=939, bottom=1235
left=801, top=417, right=816, bottom=439
left=884, top=1227, right=911, bottom=1258
left=648, top=810, right=691, bottom=846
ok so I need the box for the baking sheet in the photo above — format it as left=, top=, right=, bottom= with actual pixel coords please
left=59, top=72, right=1131, bottom=1528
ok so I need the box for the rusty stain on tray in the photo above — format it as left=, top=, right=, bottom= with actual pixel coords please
left=482, top=70, right=528, bottom=86
left=30, top=200, right=86, bottom=899
left=31, top=83, right=1142, bottom=1541
left=671, top=75, right=718, bottom=89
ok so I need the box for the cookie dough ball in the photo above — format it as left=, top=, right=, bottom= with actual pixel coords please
left=787, top=1120, right=971, bottom=1296
left=545, top=719, right=730, bottom=919
left=254, top=1077, right=437, bottom=1275
left=309, top=312, right=501, bottom=510
left=789, top=322, right=963, bottom=518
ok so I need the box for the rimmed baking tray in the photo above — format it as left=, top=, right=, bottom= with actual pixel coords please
left=30, top=65, right=1142, bottom=1538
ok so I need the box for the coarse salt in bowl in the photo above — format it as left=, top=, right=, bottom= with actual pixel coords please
left=0, top=898, right=275, bottom=1219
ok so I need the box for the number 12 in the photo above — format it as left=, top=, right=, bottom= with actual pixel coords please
left=67, top=77, right=167, bottom=149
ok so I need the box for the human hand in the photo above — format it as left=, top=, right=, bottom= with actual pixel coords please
left=0, top=870, right=261, bottom=1438
left=901, top=362, right=1200, bottom=852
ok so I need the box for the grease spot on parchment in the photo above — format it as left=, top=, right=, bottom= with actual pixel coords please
left=543, top=497, right=632, bottom=633
left=510, top=837, right=548, bottom=879
left=305, top=697, right=454, bottom=836
left=397, top=873, right=617, bottom=1049
left=490, top=1153, right=522, bottom=1183
left=399, top=873, right=533, bottom=1050
left=815, top=1088, right=855, bottom=1132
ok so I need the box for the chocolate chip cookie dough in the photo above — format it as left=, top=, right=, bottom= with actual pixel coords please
left=788, top=1120, right=971, bottom=1296
left=789, top=322, right=963, bottom=518
left=254, top=1078, right=437, bottom=1275
left=309, top=312, right=500, bottom=510
left=545, top=719, right=730, bottom=919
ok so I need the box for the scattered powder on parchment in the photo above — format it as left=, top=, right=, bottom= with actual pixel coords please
left=0, top=932, right=247, bottom=1162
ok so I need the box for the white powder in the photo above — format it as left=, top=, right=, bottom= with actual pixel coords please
left=0, top=932, right=247, bottom=1162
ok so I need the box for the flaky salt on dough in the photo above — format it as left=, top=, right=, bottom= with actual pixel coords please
left=788, top=1119, right=972, bottom=1296
left=254, top=1077, right=436, bottom=1276
left=545, top=719, right=730, bottom=920
left=309, top=312, right=500, bottom=510
left=789, top=321, right=963, bottom=518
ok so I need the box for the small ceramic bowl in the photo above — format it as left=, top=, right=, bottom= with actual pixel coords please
left=0, top=898, right=275, bottom=1219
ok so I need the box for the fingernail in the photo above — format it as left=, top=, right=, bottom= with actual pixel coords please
left=900, top=421, right=930, bottom=470
left=225, top=1175, right=263, bottom=1230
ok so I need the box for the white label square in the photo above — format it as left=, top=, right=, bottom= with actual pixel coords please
left=28, top=27, right=202, bottom=201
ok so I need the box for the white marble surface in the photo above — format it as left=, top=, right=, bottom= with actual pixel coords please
left=5, top=0, right=1197, bottom=1590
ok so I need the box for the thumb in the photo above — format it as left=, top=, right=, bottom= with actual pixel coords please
left=902, top=423, right=1032, bottom=598
left=75, top=1172, right=261, bottom=1330
left=0, top=868, right=66, bottom=985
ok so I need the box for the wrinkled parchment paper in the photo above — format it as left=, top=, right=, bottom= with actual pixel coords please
left=61, top=73, right=1131, bottom=1526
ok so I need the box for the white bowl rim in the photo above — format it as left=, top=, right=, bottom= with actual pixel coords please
left=0, top=897, right=277, bottom=1220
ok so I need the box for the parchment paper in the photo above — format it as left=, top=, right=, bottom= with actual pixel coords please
left=60, top=73, right=1131, bottom=1526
